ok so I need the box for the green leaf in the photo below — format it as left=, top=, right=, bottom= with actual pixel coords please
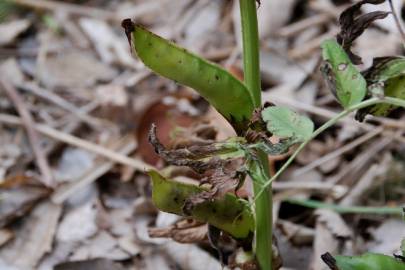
left=356, top=57, right=405, bottom=120
left=325, top=253, right=405, bottom=270
left=261, top=106, right=314, bottom=142
left=148, top=170, right=254, bottom=239
left=365, top=57, right=405, bottom=83
left=321, top=39, right=367, bottom=108
left=124, top=21, right=254, bottom=133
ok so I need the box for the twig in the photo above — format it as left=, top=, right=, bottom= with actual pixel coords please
left=18, top=82, right=109, bottom=128
left=0, top=113, right=154, bottom=172
left=328, top=136, right=392, bottom=185
left=285, top=198, right=402, bottom=215
left=339, top=156, right=390, bottom=206
left=288, top=29, right=338, bottom=59
left=272, top=181, right=340, bottom=191
left=10, top=0, right=117, bottom=22
left=388, top=0, right=405, bottom=46
left=293, top=127, right=384, bottom=176
left=52, top=136, right=136, bottom=204
left=278, top=13, right=332, bottom=37
left=0, top=77, right=54, bottom=187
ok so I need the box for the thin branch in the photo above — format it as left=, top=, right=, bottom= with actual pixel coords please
left=388, top=0, right=405, bottom=46
left=19, top=82, right=109, bottom=128
left=0, top=113, right=155, bottom=172
left=52, top=136, right=136, bottom=203
left=285, top=198, right=402, bottom=215
left=293, top=127, right=384, bottom=176
left=0, top=77, right=54, bottom=187
left=10, top=0, right=117, bottom=21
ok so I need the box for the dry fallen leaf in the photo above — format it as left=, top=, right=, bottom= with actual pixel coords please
left=0, top=229, right=13, bottom=247
left=149, top=219, right=208, bottom=244
left=311, top=209, right=353, bottom=270
left=79, top=18, right=137, bottom=68
left=57, top=200, right=98, bottom=243
left=0, top=201, right=62, bottom=269
left=367, top=219, right=405, bottom=255
left=54, top=148, right=95, bottom=183
left=70, top=231, right=129, bottom=261
left=0, top=182, right=50, bottom=228
left=0, top=19, right=30, bottom=46
left=38, top=50, right=117, bottom=90
left=163, top=241, right=223, bottom=270
left=54, top=258, right=126, bottom=270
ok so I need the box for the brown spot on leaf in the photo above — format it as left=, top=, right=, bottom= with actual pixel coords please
left=338, top=63, right=347, bottom=71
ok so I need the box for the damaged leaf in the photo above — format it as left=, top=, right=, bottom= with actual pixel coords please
left=322, top=252, right=405, bottom=270
left=148, top=124, right=244, bottom=173
left=261, top=106, right=314, bottom=142
left=356, top=75, right=405, bottom=120
left=356, top=57, right=405, bottom=120
left=148, top=170, right=254, bottom=239
left=148, top=219, right=207, bottom=244
left=337, top=0, right=389, bottom=65
left=122, top=19, right=254, bottom=133
left=321, top=40, right=367, bottom=108
left=148, top=123, right=250, bottom=212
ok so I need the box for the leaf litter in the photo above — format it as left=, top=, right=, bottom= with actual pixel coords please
left=0, top=0, right=403, bottom=269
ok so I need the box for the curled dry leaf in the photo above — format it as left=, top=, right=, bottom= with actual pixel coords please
left=38, top=50, right=117, bottom=90
left=136, top=99, right=197, bottom=166
left=148, top=219, right=208, bottom=244
left=148, top=124, right=247, bottom=212
left=0, top=176, right=50, bottom=228
left=337, top=0, right=389, bottom=64
left=148, top=124, right=210, bottom=173
left=0, top=202, right=62, bottom=269
left=0, top=19, right=30, bottom=46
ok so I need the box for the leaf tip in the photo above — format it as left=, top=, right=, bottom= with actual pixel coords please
left=121, top=18, right=135, bottom=46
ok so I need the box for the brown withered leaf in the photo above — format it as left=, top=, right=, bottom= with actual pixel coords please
left=148, top=219, right=207, bottom=243
left=183, top=158, right=245, bottom=215
left=149, top=124, right=247, bottom=214
left=148, top=124, right=209, bottom=173
left=137, top=98, right=198, bottom=166
left=148, top=123, right=236, bottom=173
left=0, top=177, right=50, bottom=228
left=337, top=0, right=389, bottom=64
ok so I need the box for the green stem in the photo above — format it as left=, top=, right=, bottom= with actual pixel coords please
left=251, top=151, right=273, bottom=270
left=255, top=96, right=405, bottom=201
left=240, top=0, right=261, bottom=107
left=286, top=199, right=403, bottom=215
left=239, top=1, right=272, bottom=269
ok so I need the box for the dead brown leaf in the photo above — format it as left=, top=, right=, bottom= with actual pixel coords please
left=337, top=0, right=389, bottom=64
left=149, top=219, right=208, bottom=243
left=38, top=50, right=117, bottom=89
